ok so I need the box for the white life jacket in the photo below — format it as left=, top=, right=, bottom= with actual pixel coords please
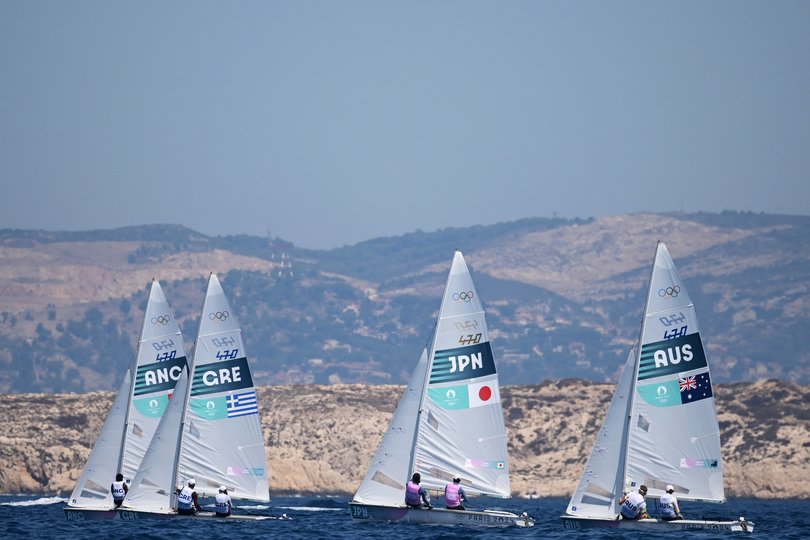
left=177, top=486, right=195, bottom=510
left=620, top=491, right=646, bottom=518
left=111, top=481, right=126, bottom=502
left=660, top=493, right=678, bottom=518
left=215, top=492, right=231, bottom=515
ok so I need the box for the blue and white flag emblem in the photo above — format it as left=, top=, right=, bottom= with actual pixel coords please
left=226, top=391, right=258, bottom=418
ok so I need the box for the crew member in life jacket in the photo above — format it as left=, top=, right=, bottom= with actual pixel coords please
left=215, top=485, right=232, bottom=517
left=110, top=473, right=128, bottom=508
left=404, top=473, right=432, bottom=510
left=176, top=478, right=202, bottom=515
left=444, top=475, right=468, bottom=510
left=660, top=484, right=683, bottom=521
left=618, top=484, right=649, bottom=520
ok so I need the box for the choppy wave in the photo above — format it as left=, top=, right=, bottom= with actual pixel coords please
left=2, top=496, right=67, bottom=507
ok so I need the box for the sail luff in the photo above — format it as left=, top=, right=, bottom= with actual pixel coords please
left=620, top=242, right=662, bottom=495
left=118, top=280, right=189, bottom=483
left=115, top=279, right=156, bottom=478
left=409, top=252, right=460, bottom=479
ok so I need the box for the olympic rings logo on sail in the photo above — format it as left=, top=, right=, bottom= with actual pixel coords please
left=209, top=311, right=229, bottom=322
left=658, top=285, right=681, bottom=298
left=452, top=291, right=475, bottom=303
left=151, top=315, right=171, bottom=325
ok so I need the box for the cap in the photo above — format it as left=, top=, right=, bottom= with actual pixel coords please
left=452, top=475, right=461, bottom=483
left=639, top=485, right=648, bottom=494
left=666, top=484, right=674, bottom=493
left=219, top=485, right=227, bottom=492
left=188, top=478, right=196, bottom=487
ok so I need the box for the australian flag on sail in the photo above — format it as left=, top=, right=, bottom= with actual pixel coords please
left=679, top=372, right=713, bottom=404
left=226, top=391, right=258, bottom=418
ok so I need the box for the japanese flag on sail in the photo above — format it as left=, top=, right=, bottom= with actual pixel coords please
left=468, top=380, right=500, bottom=408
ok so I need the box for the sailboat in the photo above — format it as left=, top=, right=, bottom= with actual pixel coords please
left=119, top=273, right=271, bottom=520
left=64, top=279, right=188, bottom=520
left=349, top=251, right=534, bottom=527
left=560, top=242, right=754, bottom=533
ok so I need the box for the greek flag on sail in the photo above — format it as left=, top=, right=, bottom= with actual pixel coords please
left=226, top=391, right=258, bottom=418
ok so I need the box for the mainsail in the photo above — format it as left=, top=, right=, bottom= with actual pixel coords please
left=566, top=241, right=725, bottom=519
left=123, top=273, right=269, bottom=511
left=626, top=242, right=724, bottom=502
left=67, top=279, right=187, bottom=509
left=353, top=250, right=510, bottom=506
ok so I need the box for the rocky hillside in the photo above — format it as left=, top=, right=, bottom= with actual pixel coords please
left=1, top=380, right=807, bottom=499
left=1, top=212, right=809, bottom=393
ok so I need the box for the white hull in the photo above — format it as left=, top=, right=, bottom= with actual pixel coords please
left=116, top=508, right=273, bottom=521
left=350, top=502, right=534, bottom=527
left=561, top=514, right=754, bottom=533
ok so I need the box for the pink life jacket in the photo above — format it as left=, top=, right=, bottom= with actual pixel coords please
left=405, top=482, right=422, bottom=506
left=445, top=483, right=461, bottom=508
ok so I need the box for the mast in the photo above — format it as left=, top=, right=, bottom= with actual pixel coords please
left=619, top=241, right=661, bottom=495
left=409, top=251, right=457, bottom=477
left=168, top=274, right=210, bottom=498
left=115, top=279, right=156, bottom=477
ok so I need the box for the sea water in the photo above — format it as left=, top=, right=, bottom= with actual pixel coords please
left=0, top=495, right=805, bottom=539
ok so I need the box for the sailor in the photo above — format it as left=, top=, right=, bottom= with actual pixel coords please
left=215, top=485, right=233, bottom=517
left=444, top=475, right=468, bottom=510
left=618, top=484, right=649, bottom=520
left=176, top=478, right=202, bottom=515
left=404, top=473, right=432, bottom=509
left=660, top=484, right=683, bottom=521
left=110, top=473, right=128, bottom=508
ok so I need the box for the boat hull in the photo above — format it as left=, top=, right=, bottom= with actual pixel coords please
left=561, top=514, right=754, bottom=533
left=63, top=507, right=120, bottom=521
left=350, top=502, right=534, bottom=527
left=117, top=508, right=272, bottom=521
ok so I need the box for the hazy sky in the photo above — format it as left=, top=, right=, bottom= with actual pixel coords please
left=2, top=2, right=809, bottom=249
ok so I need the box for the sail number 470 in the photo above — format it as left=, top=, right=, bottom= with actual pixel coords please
left=458, top=333, right=482, bottom=346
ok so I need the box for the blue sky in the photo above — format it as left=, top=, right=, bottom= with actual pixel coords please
left=2, top=1, right=808, bottom=249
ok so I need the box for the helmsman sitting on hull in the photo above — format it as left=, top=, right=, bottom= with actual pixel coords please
left=618, top=485, right=649, bottom=520
left=405, top=473, right=432, bottom=509
left=176, top=478, right=202, bottom=515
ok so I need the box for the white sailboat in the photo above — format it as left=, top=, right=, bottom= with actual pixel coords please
left=64, top=279, right=188, bottom=520
left=561, top=242, right=754, bottom=533
left=119, top=273, right=271, bottom=520
left=349, top=251, right=534, bottom=527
